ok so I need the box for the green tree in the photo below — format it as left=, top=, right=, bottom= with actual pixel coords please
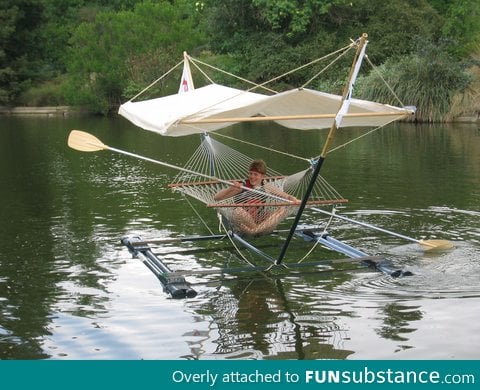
left=251, top=0, right=345, bottom=39
left=203, top=0, right=445, bottom=91
left=2, top=0, right=477, bottom=117
left=0, top=0, right=46, bottom=104
left=336, top=0, right=443, bottom=63
left=65, top=0, right=205, bottom=113
left=0, top=2, right=18, bottom=103
left=0, top=0, right=147, bottom=105
left=432, top=0, right=480, bottom=57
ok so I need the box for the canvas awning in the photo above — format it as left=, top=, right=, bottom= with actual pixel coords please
left=119, top=84, right=413, bottom=137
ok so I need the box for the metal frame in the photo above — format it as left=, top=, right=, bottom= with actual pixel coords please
left=121, top=35, right=415, bottom=299
left=121, top=226, right=412, bottom=298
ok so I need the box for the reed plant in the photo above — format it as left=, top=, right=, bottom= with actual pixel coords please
left=447, top=51, right=480, bottom=121
left=357, top=43, right=472, bottom=123
left=17, top=76, right=68, bottom=106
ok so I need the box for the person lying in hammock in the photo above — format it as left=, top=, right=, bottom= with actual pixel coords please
left=214, top=159, right=299, bottom=236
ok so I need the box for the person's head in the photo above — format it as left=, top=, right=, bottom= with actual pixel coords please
left=248, top=159, right=266, bottom=185
left=249, top=159, right=267, bottom=175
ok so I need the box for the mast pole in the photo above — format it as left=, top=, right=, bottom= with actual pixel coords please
left=275, top=33, right=369, bottom=265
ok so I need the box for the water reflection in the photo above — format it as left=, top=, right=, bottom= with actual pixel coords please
left=376, top=303, right=422, bottom=343
left=0, top=117, right=479, bottom=359
left=192, top=277, right=354, bottom=359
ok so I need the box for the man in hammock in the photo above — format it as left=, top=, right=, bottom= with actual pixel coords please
left=214, top=159, right=298, bottom=236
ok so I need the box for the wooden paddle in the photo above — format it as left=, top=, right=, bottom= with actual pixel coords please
left=311, top=207, right=454, bottom=251
left=68, top=129, right=226, bottom=178
left=68, top=129, right=106, bottom=152
left=417, top=239, right=454, bottom=251
left=67, top=130, right=289, bottom=202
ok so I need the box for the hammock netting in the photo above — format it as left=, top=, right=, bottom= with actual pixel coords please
left=169, top=135, right=347, bottom=235
left=117, top=38, right=414, bottom=237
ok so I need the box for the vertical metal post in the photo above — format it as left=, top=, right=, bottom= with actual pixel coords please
left=275, top=33, right=369, bottom=265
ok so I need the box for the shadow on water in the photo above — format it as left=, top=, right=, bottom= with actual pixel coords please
left=0, top=116, right=479, bottom=359
left=189, top=277, right=355, bottom=360
left=178, top=225, right=479, bottom=360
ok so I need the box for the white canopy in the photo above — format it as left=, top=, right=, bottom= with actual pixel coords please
left=119, top=84, right=269, bottom=136
left=119, top=83, right=413, bottom=137
left=253, top=88, right=412, bottom=130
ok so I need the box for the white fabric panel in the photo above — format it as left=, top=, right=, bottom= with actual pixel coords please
left=119, top=84, right=269, bottom=136
left=119, top=85, right=412, bottom=136
left=259, top=89, right=409, bottom=129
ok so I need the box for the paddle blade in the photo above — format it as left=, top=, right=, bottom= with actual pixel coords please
left=419, top=239, right=454, bottom=251
left=68, top=130, right=107, bottom=152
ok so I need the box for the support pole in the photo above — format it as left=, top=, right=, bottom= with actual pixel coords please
left=276, top=33, right=369, bottom=265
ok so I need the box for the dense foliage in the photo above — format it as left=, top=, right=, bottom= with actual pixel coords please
left=356, top=39, right=472, bottom=122
left=65, top=0, right=204, bottom=112
left=1, top=0, right=479, bottom=120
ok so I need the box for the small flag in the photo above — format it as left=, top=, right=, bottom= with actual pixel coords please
left=178, top=52, right=194, bottom=94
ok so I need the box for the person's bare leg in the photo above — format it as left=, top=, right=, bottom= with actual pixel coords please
left=235, top=207, right=289, bottom=236
left=233, top=208, right=257, bottom=234
left=253, top=207, right=289, bottom=234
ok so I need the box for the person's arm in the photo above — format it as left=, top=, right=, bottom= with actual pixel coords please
left=214, top=182, right=243, bottom=201
left=264, top=183, right=299, bottom=202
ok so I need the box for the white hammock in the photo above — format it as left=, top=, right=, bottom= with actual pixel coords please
left=169, top=135, right=347, bottom=235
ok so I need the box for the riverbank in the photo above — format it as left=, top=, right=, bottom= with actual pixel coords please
left=454, top=113, right=480, bottom=123
left=0, top=105, right=478, bottom=123
left=0, top=106, right=88, bottom=117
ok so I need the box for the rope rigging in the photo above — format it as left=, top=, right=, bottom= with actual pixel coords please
left=122, top=37, right=411, bottom=238
left=169, top=135, right=347, bottom=236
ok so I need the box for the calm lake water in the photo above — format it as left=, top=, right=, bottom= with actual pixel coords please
left=0, top=115, right=479, bottom=360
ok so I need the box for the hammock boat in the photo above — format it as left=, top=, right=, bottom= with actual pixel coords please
left=68, top=34, right=453, bottom=298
